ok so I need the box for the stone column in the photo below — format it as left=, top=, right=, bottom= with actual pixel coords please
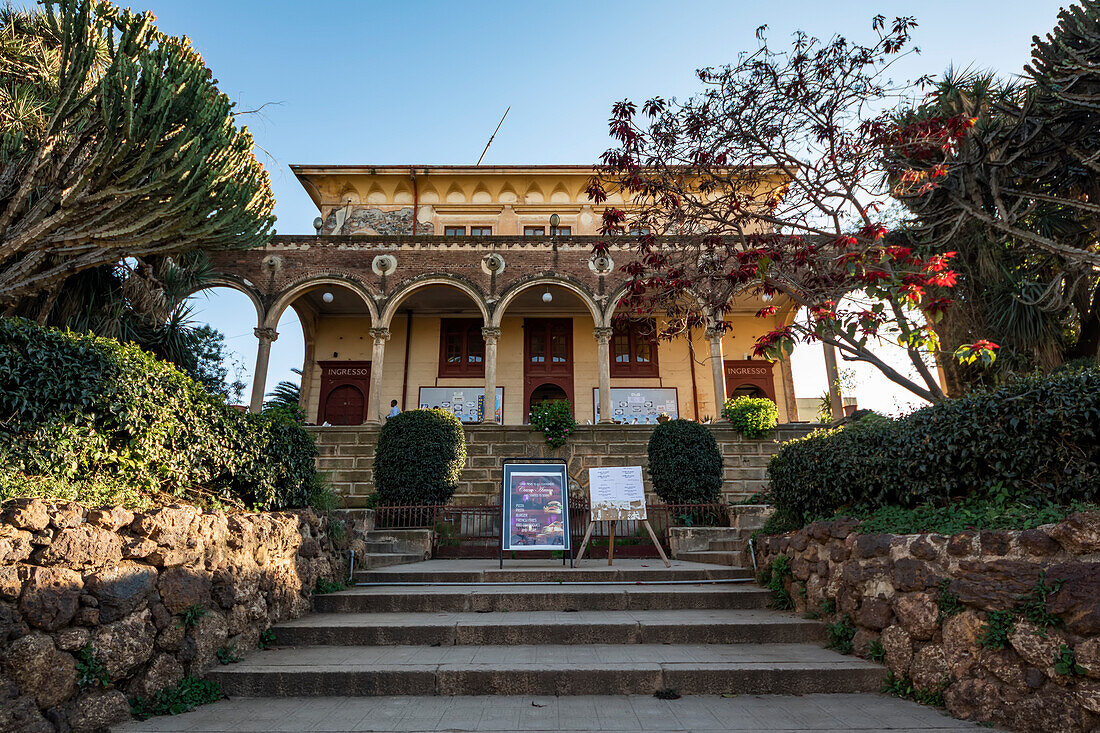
left=823, top=342, right=844, bottom=421
left=706, top=327, right=727, bottom=419
left=249, top=327, right=278, bottom=414
left=367, top=327, right=390, bottom=425
left=481, top=327, right=501, bottom=424
left=594, top=327, right=614, bottom=423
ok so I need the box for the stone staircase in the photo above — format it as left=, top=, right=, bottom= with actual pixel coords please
left=206, top=559, right=884, bottom=698
left=668, top=505, right=772, bottom=567
left=356, top=528, right=432, bottom=569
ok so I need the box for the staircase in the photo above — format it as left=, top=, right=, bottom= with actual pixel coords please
left=357, top=528, right=432, bottom=569
left=206, top=559, right=884, bottom=698
left=668, top=505, right=772, bottom=567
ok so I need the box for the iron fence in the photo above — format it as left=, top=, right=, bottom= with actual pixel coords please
left=372, top=502, right=728, bottom=558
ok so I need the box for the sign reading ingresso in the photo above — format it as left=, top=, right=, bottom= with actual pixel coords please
left=501, top=462, right=570, bottom=551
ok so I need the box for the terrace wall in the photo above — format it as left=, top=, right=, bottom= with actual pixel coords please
left=312, top=423, right=818, bottom=507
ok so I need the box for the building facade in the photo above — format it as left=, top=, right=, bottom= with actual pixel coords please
left=204, top=165, right=803, bottom=426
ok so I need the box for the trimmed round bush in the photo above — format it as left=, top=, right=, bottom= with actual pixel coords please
left=0, top=318, right=317, bottom=510
left=373, top=409, right=466, bottom=505
left=722, top=396, right=779, bottom=438
left=767, top=368, right=1100, bottom=524
left=646, top=419, right=724, bottom=503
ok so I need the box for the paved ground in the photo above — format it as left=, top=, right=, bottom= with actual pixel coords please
left=116, top=693, right=999, bottom=732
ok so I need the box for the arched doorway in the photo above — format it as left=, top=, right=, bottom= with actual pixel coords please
left=528, top=382, right=569, bottom=416
left=323, top=384, right=366, bottom=425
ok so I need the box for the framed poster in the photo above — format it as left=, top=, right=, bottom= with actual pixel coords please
left=501, top=460, right=571, bottom=553
left=588, top=466, right=646, bottom=521
left=593, top=388, right=679, bottom=424
left=418, top=386, right=504, bottom=423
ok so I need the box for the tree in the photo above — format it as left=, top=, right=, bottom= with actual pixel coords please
left=0, top=0, right=274, bottom=312
left=892, top=2, right=1100, bottom=376
left=587, top=17, right=989, bottom=404
left=264, top=369, right=303, bottom=423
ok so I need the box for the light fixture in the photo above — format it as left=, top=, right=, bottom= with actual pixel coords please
left=542, top=289, right=553, bottom=303
left=549, top=213, right=560, bottom=230
left=313, top=217, right=324, bottom=234
left=322, top=292, right=334, bottom=303
left=762, top=291, right=774, bottom=302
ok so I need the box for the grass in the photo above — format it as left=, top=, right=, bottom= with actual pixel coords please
left=130, top=677, right=224, bottom=719
left=843, top=500, right=1098, bottom=536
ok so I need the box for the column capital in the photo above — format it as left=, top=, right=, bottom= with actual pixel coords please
left=593, top=326, right=614, bottom=343
left=369, top=327, right=391, bottom=342
left=704, top=327, right=724, bottom=343
left=254, top=327, right=278, bottom=343
left=481, top=326, right=501, bottom=342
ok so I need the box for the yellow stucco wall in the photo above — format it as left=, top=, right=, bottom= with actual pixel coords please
left=305, top=310, right=799, bottom=425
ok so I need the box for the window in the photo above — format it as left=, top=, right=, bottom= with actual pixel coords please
left=610, top=319, right=659, bottom=377
left=470, top=226, right=492, bottom=236
left=629, top=226, right=650, bottom=235
left=438, top=319, right=485, bottom=376
left=444, top=226, right=466, bottom=236
left=550, top=226, right=571, bottom=236
left=524, top=226, right=545, bottom=236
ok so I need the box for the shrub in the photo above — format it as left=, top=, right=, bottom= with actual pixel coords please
left=646, top=419, right=723, bottom=504
left=529, top=399, right=577, bottom=448
left=0, top=319, right=316, bottom=510
left=373, top=409, right=466, bottom=505
left=722, top=396, right=778, bottom=438
left=766, top=369, right=1100, bottom=524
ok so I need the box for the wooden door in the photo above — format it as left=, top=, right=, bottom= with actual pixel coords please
left=523, top=318, right=574, bottom=419
left=323, top=384, right=365, bottom=425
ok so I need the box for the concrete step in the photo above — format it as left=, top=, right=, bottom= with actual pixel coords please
left=314, top=584, right=771, bottom=614
left=362, top=529, right=432, bottom=558
left=273, top=609, right=825, bottom=647
left=706, top=540, right=745, bottom=552
left=362, top=552, right=425, bottom=569
left=675, top=550, right=741, bottom=566
left=353, top=558, right=750, bottom=585
left=362, top=541, right=399, bottom=553
left=207, top=643, right=884, bottom=697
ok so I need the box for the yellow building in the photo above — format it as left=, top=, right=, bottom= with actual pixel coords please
left=207, top=165, right=801, bottom=426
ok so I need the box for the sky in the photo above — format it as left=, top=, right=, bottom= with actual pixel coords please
left=154, top=0, right=1066, bottom=415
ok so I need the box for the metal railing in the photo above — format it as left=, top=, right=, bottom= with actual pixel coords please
left=373, top=501, right=729, bottom=558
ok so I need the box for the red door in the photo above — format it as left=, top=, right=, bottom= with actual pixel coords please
left=523, top=318, right=574, bottom=419
left=323, top=384, right=365, bottom=425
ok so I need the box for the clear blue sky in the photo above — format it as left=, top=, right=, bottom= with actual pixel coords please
left=155, top=0, right=1064, bottom=413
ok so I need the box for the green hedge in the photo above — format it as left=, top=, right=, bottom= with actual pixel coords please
left=767, top=369, right=1100, bottom=523
left=646, top=419, right=723, bottom=503
left=722, top=396, right=779, bottom=438
left=0, top=319, right=316, bottom=510
left=373, top=409, right=466, bottom=505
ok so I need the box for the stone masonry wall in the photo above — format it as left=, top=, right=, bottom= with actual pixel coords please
left=0, top=499, right=351, bottom=732
left=756, top=512, right=1100, bottom=732
left=313, top=423, right=818, bottom=508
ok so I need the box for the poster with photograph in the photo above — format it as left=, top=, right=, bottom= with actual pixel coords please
left=592, top=388, right=679, bottom=424
left=418, top=387, right=503, bottom=423
left=501, top=462, right=570, bottom=551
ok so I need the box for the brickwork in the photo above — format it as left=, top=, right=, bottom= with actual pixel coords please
left=312, top=423, right=818, bottom=508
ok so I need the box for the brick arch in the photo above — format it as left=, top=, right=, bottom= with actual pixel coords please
left=602, top=282, right=707, bottom=325
left=491, top=275, right=604, bottom=328
left=379, top=275, right=490, bottom=328
left=266, top=275, right=380, bottom=328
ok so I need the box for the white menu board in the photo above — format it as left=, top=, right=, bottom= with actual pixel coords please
left=588, top=466, right=646, bottom=521
left=593, top=388, right=679, bottom=423
left=418, top=387, right=503, bottom=423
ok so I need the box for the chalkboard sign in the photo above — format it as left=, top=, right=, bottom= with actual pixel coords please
left=500, top=460, right=571, bottom=564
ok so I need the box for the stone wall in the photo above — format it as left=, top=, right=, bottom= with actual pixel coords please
left=0, top=499, right=350, bottom=732
left=755, top=512, right=1100, bottom=732
left=314, top=423, right=817, bottom=507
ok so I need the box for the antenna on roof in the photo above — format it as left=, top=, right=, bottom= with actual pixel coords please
left=476, top=107, right=510, bottom=166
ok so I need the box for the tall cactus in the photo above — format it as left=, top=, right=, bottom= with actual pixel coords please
left=0, top=0, right=275, bottom=307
